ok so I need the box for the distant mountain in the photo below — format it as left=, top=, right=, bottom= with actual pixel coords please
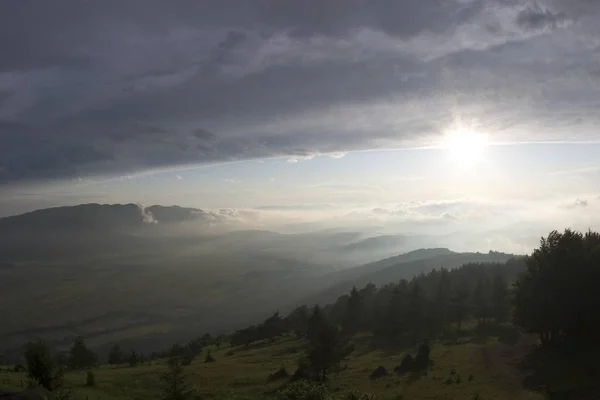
left=0, top=202, right=522, bottom=360
left=343, top=234, right=406, bottom=252
left=306, top=249, right=518, bottom=304
left=326, top=248, right=456, bottom=284
left=0, top=203, right=206, bottom=234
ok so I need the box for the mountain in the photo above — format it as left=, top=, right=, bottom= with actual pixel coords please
left=0, top=203, right=518, bottom=359
left=305, top=249, right=518, bottom=305
left=0, top=203, right=206, bottom=234
left=327, top=247, right=456, bottom=283
left=343, top=234, right=406, bottom=252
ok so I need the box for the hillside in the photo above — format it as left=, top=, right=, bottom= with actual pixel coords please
left=0, top=332, right=548, bottom=400
left=0, top=204, right=518, bottom=360
left=306, top=250, right=518, bottom=305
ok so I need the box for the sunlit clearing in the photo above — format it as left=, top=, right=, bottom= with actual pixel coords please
left=442, top=127, right=489, bottom=166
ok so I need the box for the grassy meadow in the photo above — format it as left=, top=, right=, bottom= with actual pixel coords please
left=0, top=330, right=547, bottom=400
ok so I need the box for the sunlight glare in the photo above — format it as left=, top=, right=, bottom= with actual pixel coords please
left=442, top=127, right=489, bottom=165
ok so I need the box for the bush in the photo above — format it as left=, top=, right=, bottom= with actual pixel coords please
left=414, top=340, right=431, bottom=370
left=290, top=358, right=314, bottom=382
left=394, top=354, right=414, bottom=375
left=369, top=366, right=388, bottom=380
left=86, top=370, right=96, bottom=387
left=275, top=380, right=329, bottom=400
left=204, top=351, right=215, bottom=363
left=345, top=390, right=380, bottom=400
left=24, top=341, right=64, bottom=392
left=269, top=367, right=290, bottom=381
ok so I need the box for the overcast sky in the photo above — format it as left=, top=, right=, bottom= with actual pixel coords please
left=1, top=0, right=599, bottom=250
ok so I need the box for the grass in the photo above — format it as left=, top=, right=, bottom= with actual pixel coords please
left=0, top=332, right=547, bottom=400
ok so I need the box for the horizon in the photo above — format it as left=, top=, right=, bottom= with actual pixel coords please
left=2, top=1, right=600, bottom=253
left=2, top=141, right=599, bottom=254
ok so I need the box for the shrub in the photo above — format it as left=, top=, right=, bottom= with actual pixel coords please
left=275, top=380, right=329, bottom=400
left=394, top=354, right=414, bottom=375
left=204, top=351, right=215, bottom=363
left=269, top=367, right=290, bottom=381
left=414, top=340, right=431, bottom=370
left=86, top=370, right=96, bottom=387
left=369, top=366, right=388, bottom=380
left=345, top=390, right=381, bottom=400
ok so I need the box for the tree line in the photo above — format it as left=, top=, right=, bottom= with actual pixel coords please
left=231, top=257, right=525, bottom=347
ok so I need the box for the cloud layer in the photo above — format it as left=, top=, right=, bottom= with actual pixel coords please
left=1, top=0, right=599, bottom=183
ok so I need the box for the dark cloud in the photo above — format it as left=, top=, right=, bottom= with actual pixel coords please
left=192, top=128, right=217, bottom=141
left=516, top=3, right=567, bottom=30
left=0, top=0, right=599, bottom=184
left=254, top=0, right=486, bottom=38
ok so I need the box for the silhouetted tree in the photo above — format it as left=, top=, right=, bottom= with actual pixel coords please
left=69, top=337, right=97, bottom=369
left=491, top=275, right=509, bottom=324
left=129, top=351, right=139, bottom=367
left=473, top=277, right=490, bottom=327
left=307, top=308, right=344, bottom=382
left=161, top=356, right=191, bottom=400
left=451, top=286, right=470, bottom=332
left=307, top=305, right=325, bottom=343
left=514, top=229, right=600, bottom=347
left=342, top=287, right=364, bottom=334
left=286, top=305, right=310, bottom=337
left=108, top=344, right=125, bottom=365
left=407, top=283, right=425, bottom=339
left=24, top=341, right=65, bottom=392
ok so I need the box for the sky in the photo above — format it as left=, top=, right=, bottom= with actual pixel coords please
left=1, top=0, right=600, bottom=251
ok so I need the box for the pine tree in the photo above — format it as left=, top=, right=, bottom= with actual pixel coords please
left=161, top=356, right=192, bottom=400
left=342, top=286, right=363, bottom=334
left=129, top=351, right=139, bottom=367
left=307, top=305, right=325, bottom=343
left=473, top=278, right=490, bottom=327
left=69, top=336, right=97, bottom=369
left=491, top=275, right=509, bottom=324
left=408, top=283, right=425, bottom=339
left=24, top=341, right=66, bottom=393
left=385, top=287, right=406, bottom=338
left=307, top=309, right=344, bottom=382
left=431, top=270, right=451, bottom=335
left=108, top=344, right=124, bottom=365
left=451, top=286, right=470, bottom=332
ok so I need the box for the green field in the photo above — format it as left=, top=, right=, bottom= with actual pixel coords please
left=0, top=331, right=546, bottom=400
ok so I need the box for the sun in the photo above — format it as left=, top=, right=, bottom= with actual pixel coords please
left=442, top=127, right=489, bottom=165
